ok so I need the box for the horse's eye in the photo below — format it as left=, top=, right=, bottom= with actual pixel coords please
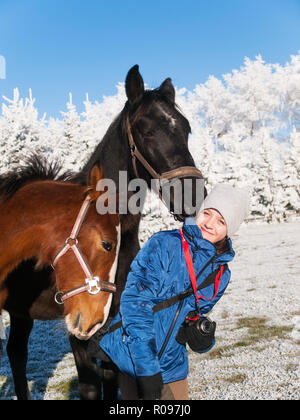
left=145, top=130, right=155, bottom=138
left=102, top=240, right=113, bottom=252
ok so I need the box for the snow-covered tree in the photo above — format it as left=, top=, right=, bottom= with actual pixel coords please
left=0, top=54, right=299, bottom=224
left=0, top=88, right=47, bottom=172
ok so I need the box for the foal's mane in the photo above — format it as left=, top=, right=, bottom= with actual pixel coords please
left=0, top=154, right=76, bottom=200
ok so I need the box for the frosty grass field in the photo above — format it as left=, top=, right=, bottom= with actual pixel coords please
left=0, top=219, right=299, bottom=400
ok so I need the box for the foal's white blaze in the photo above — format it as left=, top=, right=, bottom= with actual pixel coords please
left=65, top=223, right=121, bottom=340
left=98, top=222, right=121, bottom=329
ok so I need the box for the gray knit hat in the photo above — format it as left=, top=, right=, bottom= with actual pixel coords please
left=196, top=184, right=250, bottom=237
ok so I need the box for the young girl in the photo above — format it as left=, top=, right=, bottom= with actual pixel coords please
left=99, top=184, right=249, bottom=400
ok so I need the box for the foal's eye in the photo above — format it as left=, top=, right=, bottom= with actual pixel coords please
left=102, top=241, right=113, bottom=252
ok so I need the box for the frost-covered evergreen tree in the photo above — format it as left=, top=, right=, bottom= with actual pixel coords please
left=179, top=54, right=300, bottom=222
left=280, top=128, right=300, bottom=216
left=0, top=54, right=299, bottom=224
left=82, top=84, right=126, bottom=153
left=0, top=89, right=47, bottom=172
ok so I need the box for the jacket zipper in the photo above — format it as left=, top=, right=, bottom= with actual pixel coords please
left=157, top=299, right=184, bottom=360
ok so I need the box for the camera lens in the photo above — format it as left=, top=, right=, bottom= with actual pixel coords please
left=198, top=317, right=213, bottom=334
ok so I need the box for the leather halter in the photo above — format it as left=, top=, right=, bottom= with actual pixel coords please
left=52, top=195, right=116, bottom=305
left=126, top=115, right=203, bottom=190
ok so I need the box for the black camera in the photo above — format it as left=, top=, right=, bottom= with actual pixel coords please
left=176, top=312, right=216, bottom=353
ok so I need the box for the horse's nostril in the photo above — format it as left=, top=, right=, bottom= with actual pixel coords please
left=73, top=313, right=82, bottom=331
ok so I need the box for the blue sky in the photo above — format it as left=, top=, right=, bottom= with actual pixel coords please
left=0, top=0, right=300, bottom=118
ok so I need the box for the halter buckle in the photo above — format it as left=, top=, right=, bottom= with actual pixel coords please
left=54, top=292, right=65, bottom=305
left=65, top=236, right=78, bottom=246
left=86, top=276, right=101, bottom=295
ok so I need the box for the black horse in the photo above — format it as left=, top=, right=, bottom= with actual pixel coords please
left=1, top=65, right=204, bottom=400
left=78, top=64, right=203, bottom=310
left=72, top=65, right=204, bottom=398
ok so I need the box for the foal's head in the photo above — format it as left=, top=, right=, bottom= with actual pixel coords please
left=52, top=165, right=120, bottom=340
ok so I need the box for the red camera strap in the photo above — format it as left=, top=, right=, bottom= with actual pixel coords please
left=179, top=229, right=224, bottom=314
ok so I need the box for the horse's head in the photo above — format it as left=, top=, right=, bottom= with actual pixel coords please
left=123, top=65, right=205, bottom=220
left=53, top=164, right=120, bottom=340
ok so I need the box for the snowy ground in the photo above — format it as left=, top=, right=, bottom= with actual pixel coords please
left=0, top=220, right=299, bottom=400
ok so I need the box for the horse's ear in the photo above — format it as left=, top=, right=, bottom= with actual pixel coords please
left=125, top=65, right=145, bottom=106
left=87, top=164, right=104, bottom=200
left=159, top=78, right=175, bottom=103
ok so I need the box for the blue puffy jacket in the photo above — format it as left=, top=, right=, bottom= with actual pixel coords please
left=100, top=218, right=235, bottom=384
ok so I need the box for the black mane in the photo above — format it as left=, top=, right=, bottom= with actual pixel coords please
left=0, top=154, right=76, bottom=200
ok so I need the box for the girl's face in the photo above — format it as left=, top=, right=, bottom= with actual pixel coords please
left=197, top=208, right=227, bottom=243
